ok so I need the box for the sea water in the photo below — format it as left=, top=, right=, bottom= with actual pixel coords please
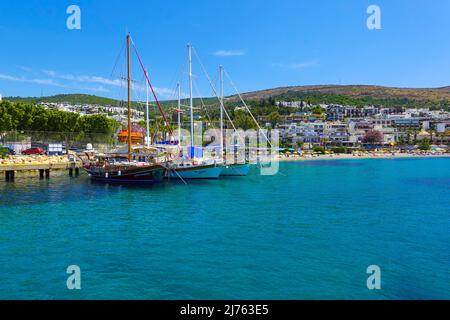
left=0, top=158, right=449, bottom=299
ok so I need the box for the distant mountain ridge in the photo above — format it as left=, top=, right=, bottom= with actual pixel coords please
left=5, top=94, right=207, bottom=110
left=6, top=94, right=120, bottom=106
left=232, top=85, right=450, bottom=110
left=5, top=84, right=450, bottom=110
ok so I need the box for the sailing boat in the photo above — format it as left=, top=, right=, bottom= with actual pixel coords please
left=165, top=44, right=222, bottom=180
left=217, top=65, right=251, bottom=177
left=83, top=34, right=165, bottom=183
left=220, top=162, right=251, bottom=177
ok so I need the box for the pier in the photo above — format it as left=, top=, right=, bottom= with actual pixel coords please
left=0, top=161, right=82, bottom=181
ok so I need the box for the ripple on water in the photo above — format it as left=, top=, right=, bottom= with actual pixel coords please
left=0, top=158, right=449, bottom=299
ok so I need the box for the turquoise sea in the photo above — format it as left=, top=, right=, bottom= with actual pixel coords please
left=0, top=157, right=449, bottom=299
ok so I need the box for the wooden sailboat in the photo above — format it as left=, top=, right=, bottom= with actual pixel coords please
left=83, top=34, right=165, bottom=183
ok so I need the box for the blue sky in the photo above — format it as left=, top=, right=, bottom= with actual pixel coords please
left=0, top=0, right=449, bottom=100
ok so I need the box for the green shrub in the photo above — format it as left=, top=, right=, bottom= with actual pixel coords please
left=313, top=146, right=326, bottom=154
left=418, top=141, right=431, bottom=151
left=331, top=146, right=347, bottom=154
left=0, top=147, right=9, bottom=159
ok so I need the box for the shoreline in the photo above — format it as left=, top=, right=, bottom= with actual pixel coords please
left=276, top=153, right=450, bottom=162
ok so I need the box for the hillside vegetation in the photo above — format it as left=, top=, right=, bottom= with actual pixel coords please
left=6, top=84, right=450, bottom=112
left=6, top=94, right=119, bottom=106
left=5, top=94, right=216, bottom=113
left=235, top=85, right=450, bottom=110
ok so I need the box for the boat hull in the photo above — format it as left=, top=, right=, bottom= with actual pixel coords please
left=220, top=163, right=251, bottom=176
left=85, top=165, right=164, bottom=183
left=166, top=164, right=222, bottom=180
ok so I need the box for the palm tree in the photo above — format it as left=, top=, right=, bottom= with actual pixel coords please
left=437, top=132, right=446, bottom=145
left=405, top=129, right=413, bottom=144
left=429, top=129, right=436, bottom=144
left=412, top=128, right=420, bottom=144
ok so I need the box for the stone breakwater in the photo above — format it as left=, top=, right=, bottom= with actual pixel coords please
left=0, top=155, right=74, bottom=166
left=0, top=155, right=82, bottom=180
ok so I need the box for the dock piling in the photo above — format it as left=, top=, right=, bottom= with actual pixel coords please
left=5, top=170, right=15, bottom=182
left=1, top=160, right=82, bottom=181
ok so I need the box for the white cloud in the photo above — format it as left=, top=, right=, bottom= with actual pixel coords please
left=1, top=69, right=175, bottom=98
left=213, top=49, right=247, bottom=57
left=16, top=65, right=34, bottom=73
left=44, top=71, right=121, bottom=86
left=0, top=73, right=110, bottom=93
left=44, top=70, right=175, bottom=99
left=0, top=74, right=20, bottom=81
left=80, top=86, right=110, bottom=93
left=273, top=60, right=320, bottom=69
left=0, top=73, right=62, bottom=86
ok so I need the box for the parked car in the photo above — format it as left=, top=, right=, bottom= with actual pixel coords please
left=22, top=147, right=46, bottom=155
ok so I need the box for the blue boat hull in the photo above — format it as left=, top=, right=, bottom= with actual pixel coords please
left=166, top=164, right=222, bottom=180
left=220, top=163, right=251, bottom=176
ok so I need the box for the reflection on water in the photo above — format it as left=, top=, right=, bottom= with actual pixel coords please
left=0, top=175, right=92, bottom=207
left=0, top=172, right=222, bottom=207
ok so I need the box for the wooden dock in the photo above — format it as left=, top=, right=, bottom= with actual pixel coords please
left=0, top=161, right=83, bottom=181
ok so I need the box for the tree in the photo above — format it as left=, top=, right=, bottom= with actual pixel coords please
left=0, top=100, right=119, bottom=136
left=313, top=146, right=326, bottom=154
left=234, top=110, right=255, bottom=130
left=311, top=105, right=324, bottom=115
left=418, top=140, right=431, bottom=151
left=362, top=129, right=384, bottom=145
left=0, top=107, right=13, bottom=131
left=429, top=129, right=436, bottom=143
left=267, top=111, right=281, bottom=128
left=412, top=128, right=420, bottom=143
left=331, top=146, right=347, bottom=154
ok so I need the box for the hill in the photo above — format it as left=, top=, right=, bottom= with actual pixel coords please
left=234, top=85, right=450, bottom=110
left=5, top=94, right=214, bottom=110
left=4, top=94, right=221, bottom=119
left=6, top=94, right=119, bottom=106
left=5, top=84, right=450, bottom=111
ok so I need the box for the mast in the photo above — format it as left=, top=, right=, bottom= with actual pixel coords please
left=219, top=65, right=224, bottom=162
left=145, top=68, right=150, bottom=149
left=188, top=43, right=194, bottom=150
left=127, top=33, right=132, bottom=161
left=131, top=41, right=173, bottom=135
left=177, top=82, right=181, bottom=145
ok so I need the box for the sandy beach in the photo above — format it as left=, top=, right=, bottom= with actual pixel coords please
left=277, top=152, right=450, bottom=162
